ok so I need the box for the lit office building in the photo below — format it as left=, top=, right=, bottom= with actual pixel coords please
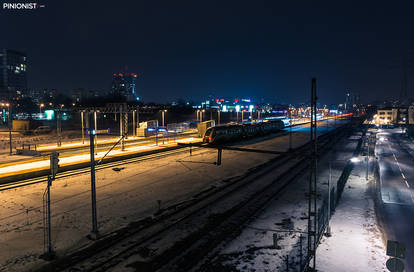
left=0, top=49, right=27, bottom=100
left=111, top=72, right=139, bottom=101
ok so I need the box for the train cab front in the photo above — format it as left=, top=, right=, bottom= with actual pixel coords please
left=203, top=128, right=214, bottom=143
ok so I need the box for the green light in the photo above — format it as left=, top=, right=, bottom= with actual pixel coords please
left=45, top=110, right=54, bottom=120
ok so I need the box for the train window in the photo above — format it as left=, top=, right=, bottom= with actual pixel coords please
left=205, top=129, right=213, bottom=137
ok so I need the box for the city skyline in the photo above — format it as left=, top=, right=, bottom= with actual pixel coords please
left=2, top=1, right=414, bottom=104
left=1, top=2, right=414, bottom=271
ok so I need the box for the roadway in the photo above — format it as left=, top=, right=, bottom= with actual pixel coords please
left=375, top=128, right=414, bottom=271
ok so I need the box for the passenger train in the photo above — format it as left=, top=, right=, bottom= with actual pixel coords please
left=203, top=120, right=285, bottom=144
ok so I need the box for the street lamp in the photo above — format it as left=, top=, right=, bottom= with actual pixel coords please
left=39, top=103, right=44, bottom=115
left=289, top=108, right=293, bottom=151
left=5, top=103, right=12, bottom=155
left=161, top=109, right=167, bottom=127
left=56, top=104, right=64, bottom=147
left=350, top=157, right=360, bottom=163
left=217, top=109, right=221, bottom=125
left=81, top=110, right=85, bottom=144
left=197, top=109, right=205, bottom=122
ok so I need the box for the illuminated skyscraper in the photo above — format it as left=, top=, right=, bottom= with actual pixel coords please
left=111, top=72, right=139, bottom=101
left=0, top=49, right=27, bottom=100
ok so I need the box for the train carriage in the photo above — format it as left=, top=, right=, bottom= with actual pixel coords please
left=203, top=120, right=284, bottom=144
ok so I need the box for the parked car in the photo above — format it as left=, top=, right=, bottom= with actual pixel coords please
left=34, top=126, right=52, bottom=134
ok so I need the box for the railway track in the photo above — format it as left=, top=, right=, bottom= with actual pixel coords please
left=0, top=146, right=199, bottom=191
left=36, top=122, right=355, bottom=272
left=35, top=132, right=198, bottom=156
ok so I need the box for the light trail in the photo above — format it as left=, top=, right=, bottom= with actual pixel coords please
left=0, top=137, right=201, bottom=179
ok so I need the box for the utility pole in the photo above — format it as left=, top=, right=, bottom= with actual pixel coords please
left=133, top=110, right=136, bottom=137
left=326, top=111, right=332, bottom=237
left=89, top=112, right=99, bottom=239
left=307, top=78, right=318, bottom=271
left=289, top=108, right=292, bottom=151
left=366, top=135, right=369, bottom=180
left=56, top=108, right=62, bottom=147
left=8, top=103, right=12, bottom=156
left=124, top=110, right=128, bottom=139
left=94, top=110, right=98, bottom=153
left=120, top=105, right=125, bottom=151
left=81, top=111, right=85, bottom=144
left=136, top=107, right=140, bottom=132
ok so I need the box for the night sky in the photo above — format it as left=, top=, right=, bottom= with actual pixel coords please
left=2, top=0, right=414, bottom=104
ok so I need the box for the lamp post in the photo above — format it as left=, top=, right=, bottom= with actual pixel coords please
left=136, top=107, right=140, bottom=132
left=161, top=109, right=167, bottom=127
left=81, top=111, right=85, bottom=144
left=94, top=110, right=98, bottom=153
left=289, top=108, right=292, bottom=151
left=6, top=103, right=12, bottom=156
left=366, top=135, right=370, bottom=180
left=39, top=103, right=44, bottom=115
left=217, top=109, right=221, bottom=125
left=133, top=110, right=136, bottom=137
left=56, top=104, right=63, bottom=147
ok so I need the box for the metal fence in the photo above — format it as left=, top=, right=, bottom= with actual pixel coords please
left=283, top=131, right=364, bottom=272
left=166, top=122, right=190, bottom=133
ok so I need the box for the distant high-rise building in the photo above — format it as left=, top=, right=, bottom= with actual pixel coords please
left=110, top=72, right=139, bottom=101
left=0, top=49, right=27, bottom=101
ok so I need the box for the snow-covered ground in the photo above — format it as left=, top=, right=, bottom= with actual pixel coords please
left=211, top=130, right=387, bottom=271
left=0, top=123, right=348, bottom=271
left=0, top=130, right=83, bottom=154
left=0, top=128, right=317, bottom=271
left=316, top=160, right=387, bottom=272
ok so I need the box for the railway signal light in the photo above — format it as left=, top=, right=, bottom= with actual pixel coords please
left=50, top=151, right=59, bottom=179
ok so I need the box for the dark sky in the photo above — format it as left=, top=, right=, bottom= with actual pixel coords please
left=2, top=0, right=414, bottom=104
